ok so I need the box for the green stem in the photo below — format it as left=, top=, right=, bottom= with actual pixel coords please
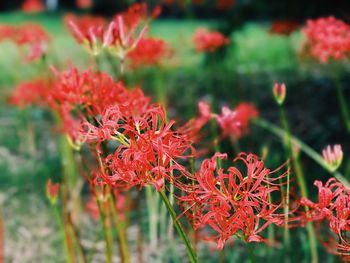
left=333, top=70, right=350, bottom=133
left=279, top=107, right=291, bottom=255
left=96, top=197, right=113, bottom=263
left=158, top=189, right=198, bottom=263
left=253, top=118, right=349, bottom=187
left=52, top=205, right=74, bottom=263
left=0, top=207, right=4, bottom=263
left=255, top=116, right=318, bottom=262
left=108, top=194, right=131, bottom=263
left=146, top=186, right=158, bottom=250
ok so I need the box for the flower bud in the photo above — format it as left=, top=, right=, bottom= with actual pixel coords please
left=273, top=82, right=286, bottom=105
left=46, top=179, right=60, bottom=205
left=322, top=144, right=343, bottom=172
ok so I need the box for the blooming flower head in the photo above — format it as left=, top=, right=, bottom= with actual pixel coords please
left=15, top=23, right=49, bottom=61
left=193, top=28, right=229, bottom=53
left=64, top=14, right=107, bottom=56
left=300, top=178, right=350, bottom=258
left=127, top=37, right=171, bottom=68
left=322, top=144, right=343, bottom=172
left=303, top=16, right=350, bottom=63
left=179, top=152, right=287, bottom=249
left=216, top=103, right=258, bottom=139
left=90, top=105, right=195, bottom=192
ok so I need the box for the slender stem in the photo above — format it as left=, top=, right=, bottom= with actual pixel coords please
left=96, top=197, right=113, bottom=263
left=136, top=191, right=144, bottom=263
left=333, top=69, right=350, bottom=133
left=158, top=189, right=198, bottom=263
left=108, top=193, right=131, bottom=263
left=0, top=207, right=4, bottom=263
left=52, top=204, right=74, bottom=263
left=67, top=212, right=88, bottom=263
left=146, top=186, right=158, bottom=251
left=255, top=116, right=318, bottom=262
left=279, top=107, right=291, bottom=254
left=253, top=118, right=349, bottom=187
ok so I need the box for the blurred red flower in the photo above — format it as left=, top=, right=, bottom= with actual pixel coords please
left=22, top=0, right=45, bottom=13
left=270, top=20, right=299, bottom=36
left=303, top=16, right=350, bottom=63
left=127, top=37, right=171, bottom=68
left=8, top=79, right=51, bottom=108
left=193, top=28, right=229, bottom=53
left=216, top=103, right=258, bottom=139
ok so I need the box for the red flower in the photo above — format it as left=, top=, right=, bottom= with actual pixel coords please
left=216, top=0, right=236, bottom=10
left=76, top=0, right=92, bottom=9
left=87, top=105, right=195, bottom=192
left=127, top=37, right=171, bottom=68
left=21, top=0, right=45, bottom=13
left=8, top=79, right=50, bottom=108
left=193, top=28, right=229, bottom=53
left=179, top=153, right=287, bottom=249
left=303, top=16, right=350, bottom=63
left=301, top=178, right=350, bottom=258
left=0, top=25, right=15, bottom=42
left=270, top=20, right=299, bottom=36
left=64, top=14, right=107, bottom=56
left=15, top=23, right=49, bottom=61
left=216, top=103, right=258, bottom=139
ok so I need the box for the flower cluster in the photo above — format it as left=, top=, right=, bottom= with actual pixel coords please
left=179, top=153, right=287, bottom=249
left=303, top=16, right=350, bottom=63
left=193, top=28, right=229, bottom=53
left=301, top=178, right=350, bottom=258
left=0, top=23, right=49, bottom=61
left=127, top=37, right=171, bottom=68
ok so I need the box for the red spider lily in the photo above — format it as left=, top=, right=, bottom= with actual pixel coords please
left=21, top=0, right=45, bottom=13
left=180, top=100, right=213, bottom=143
left=216, top=0, right=236, bottom=10
left=46, top=179, right=60, bottom=204
left=64, top=14, right=107, bottom=56
left=66, top=3, right=159, bottom=60
left=193, top=28, right=229, bottom=53
left=300, top=178, right=350, bottom=258
left=0, top=25, right=15, bottom=42
left=0, top=23, right=49, bottom=62
left=215, top=103, right=258, bottom=139
left=86, top=105, right=195, bottom=192
left=8, top=79, right=51, bottom=108
left=127, top=37, right=171, bottom=68
left=76, top=0, right=93, bottom=9
left=303, top=16, right=350, bottom=63
left=270, top=20, right=299, bottom=36
left=179, top=152, right=287, bottom=249
left=16, top=23, right=49, bottom=61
